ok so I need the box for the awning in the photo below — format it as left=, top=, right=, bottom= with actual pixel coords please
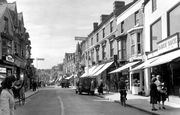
left=65, top=74, right=74, bottom=80
left=144, top=49, right=180, bottom=68
left=109, top=61, right=139, bottom=74
left=92, top=61, right=113, bottom=76
left=131, top=56, right=160, bottom=71
left=80, top=65, right=98, bottom=78
left=90, top=64, right=105, bottom=76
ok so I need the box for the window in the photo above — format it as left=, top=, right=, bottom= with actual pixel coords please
left=102, top=45, right=106, bottom=59
left=96, top=49, right=99, bottom=62
left=137, top=33, right=141, bottom=54
left=131, top=34, right=135, bottom=55
left=118, top=39, right=126, bottom=60
left=110, top=21, right=113, bottom=32
left=152, top=0, right=157, bottom=12
left=2, top=39, right=12, bottom=55
left=135, top=11, right=139, bottom=26
left=110, top=41, right=114, bottom=57
left=91, top=37, right=93, bottom=46
left=150, top=19, right=162, bottom=51
left=121, top=21, right=124, bottom=33
left=96, top=33, right=99, bottom=42
left=103, top=28, right=105, bottom=38
left=4, top=17, right=8, bottom=33
left=91, top=50, right=94, bottom=62
left=168, top=4, right=180, bottom=36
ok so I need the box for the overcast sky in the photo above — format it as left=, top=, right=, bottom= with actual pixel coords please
left=7, top=0, right=132, bottom=69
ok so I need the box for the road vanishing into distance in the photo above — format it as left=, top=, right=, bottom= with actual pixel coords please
left=15, top=86, right=153, bottom=115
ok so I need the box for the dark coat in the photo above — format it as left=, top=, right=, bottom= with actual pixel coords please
left=150, top=82, right=158, bottom=104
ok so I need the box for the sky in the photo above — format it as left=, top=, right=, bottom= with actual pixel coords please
left=7, top=0, right=132, bottom=69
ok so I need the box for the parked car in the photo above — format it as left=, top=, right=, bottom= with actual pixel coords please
left=76, top=77, right=96, bottom=95
left=61, top=79, right=69, bottom=88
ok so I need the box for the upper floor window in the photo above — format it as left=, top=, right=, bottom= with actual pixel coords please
left=103, top=28, right=105, bottom=38
left=131, top=33, right=142, bottom=55
left=91, top=50, right=94, bottom=62
left=110, top=21, right=113, bottom=32
left=4, top=17, right=8, bottom=33
left=150, top=19, right=162, bottom=51
left=152, top=0, right=157, bottom=12
left=131, top=34, right=135, bottom=55
left=102, top=45, right=106, bottom=59
left=168, top=4, right=180, bottom=36
left=96, top=33, right=99, bottom=42
left=110, top=40, right=114, bottom=57
left=96, top=49, right=99, bottom=62
left=135, top=11, right=139, bottom=26
left=118, top=39, right=127, bottom=60
left=137, top=33, right=141, bottom=54
left=2, top=39, right=12, bottom=55
left=121, top=21, right=124, bottom=33
left=91, top=37, right=93, bottom=46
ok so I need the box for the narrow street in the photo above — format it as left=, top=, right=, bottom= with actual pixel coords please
left=15, top=87, right=153, bottom=115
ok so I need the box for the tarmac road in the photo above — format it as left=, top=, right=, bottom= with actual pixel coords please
left=14, top=86, right=154, bottom=115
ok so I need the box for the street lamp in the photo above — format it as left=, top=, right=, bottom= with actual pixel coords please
left=36, top=58, right=45, bottom=84
left=75, top=36, right=89, bottom=75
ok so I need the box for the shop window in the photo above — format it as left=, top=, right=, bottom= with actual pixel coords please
left=168, top=4, right=180, bottom=36
left=150, top=19, right=162, bottom=51
left=132, top=73, right=140, bottom=87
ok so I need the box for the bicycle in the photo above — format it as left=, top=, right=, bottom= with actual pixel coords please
left=119, top=89, right=127, bottom=107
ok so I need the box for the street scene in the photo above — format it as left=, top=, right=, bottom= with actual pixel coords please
left=1, top=0, right=180, bottom=115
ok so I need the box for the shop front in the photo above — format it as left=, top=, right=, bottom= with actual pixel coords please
left=144, top=33, right=180, bottom=96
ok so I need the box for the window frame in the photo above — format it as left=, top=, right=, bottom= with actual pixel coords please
left=135, top=11, right=139, bottom=26
left=152, top=0, right=157, bottom=12
left=110, top=21, right=113, bottom=32
left=121, top=21, right=124, bottom=33
left=110, top=40, right=114, bottom=57
left=103, top=28, right=105, bottom=38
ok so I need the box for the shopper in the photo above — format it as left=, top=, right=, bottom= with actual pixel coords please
left=150, top=77, right=158, bottom=111
left=0, top=75, right=16, bottom=115
left=118, top=77, right=127, bottom=102
left=155, top=75, right=167, bottom=109
left=98, top=79, right=104, bottom=95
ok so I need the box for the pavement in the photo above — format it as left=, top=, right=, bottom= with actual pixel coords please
left=15, top=86, right=180, bottom=115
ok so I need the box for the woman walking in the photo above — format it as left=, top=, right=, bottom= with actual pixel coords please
left=0, top=75, right=16, bottom=115
left=150, top=77, right=158, bottom=111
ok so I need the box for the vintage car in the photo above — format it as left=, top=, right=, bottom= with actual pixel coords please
left=76, top=77, right=96, bottom=95
left=61, top=79, right=70, bottom=88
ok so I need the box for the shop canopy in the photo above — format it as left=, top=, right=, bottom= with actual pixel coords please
left=131, top=56, right=160, bottom=71
left=65, top=74, right=74, bottom=80
left=92, top=61, right=113, bottom=76
left=90, top=64, right=105, bottom=76
left=109, top=61, right=140, bottom=74
left=144, top=49, right=180, bottom=68
left=80, top=65, right=98, bottom=78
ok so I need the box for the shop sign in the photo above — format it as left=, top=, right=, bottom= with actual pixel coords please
left=0, top=67, right=6, bottom=73
left=6, top=55, right=14, bottom=63
left=157, top=33, right=179, bottom=54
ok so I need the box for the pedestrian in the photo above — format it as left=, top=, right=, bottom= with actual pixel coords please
left=0, top=75, right=16, bottom=115
left=32, top=81, right=37, bottom=91
left=150, top=77, right=158, bottom=111
left=98, top=79, right=104, bottom=95
left=90, top=79, right=95, bottom=95
left=155, top=75, right=167, bottom=109
left=118, top=77, right=127, bottom=103
left=104, top=82, right=109, bottom=93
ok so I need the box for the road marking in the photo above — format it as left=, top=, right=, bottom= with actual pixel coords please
left=58, top=96, right=65, bottom=115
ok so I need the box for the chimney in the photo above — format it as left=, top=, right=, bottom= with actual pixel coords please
left=93, top=22, right=98, bottom=30
left=100, top=14, right=109, bottom=23
left=113, top=1, right=125, bottom=12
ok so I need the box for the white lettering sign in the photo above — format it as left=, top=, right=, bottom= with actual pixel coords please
left=157, top=34, right=178, bottom=54
left=6, top=55, right=14, bottom=63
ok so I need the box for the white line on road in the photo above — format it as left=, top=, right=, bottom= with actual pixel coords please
left=58, top=96, right=65, bottom=115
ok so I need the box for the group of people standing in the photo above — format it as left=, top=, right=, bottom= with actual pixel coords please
left=150, top=75, right=168, bottom=111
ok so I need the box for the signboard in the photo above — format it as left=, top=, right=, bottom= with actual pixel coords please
left=75, top=37, right=87, bottom=41
left=157, top=33, right=179, bottom=54
left=36, top=58, right=45, bottom=60
left=6, top=55, right=14, bottom=63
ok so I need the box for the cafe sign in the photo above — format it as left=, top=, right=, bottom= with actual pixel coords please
left=157, top=33, right=179, bottom=54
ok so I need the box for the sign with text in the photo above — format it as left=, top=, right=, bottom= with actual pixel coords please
left=0, top=67, right=6, bottom=73
left=157, top=33, right=179, bottom=54
left=6, top=55, right=14, bottom=63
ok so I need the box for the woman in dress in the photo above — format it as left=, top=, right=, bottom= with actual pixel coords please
left=0, top=75, right=16, bottom=115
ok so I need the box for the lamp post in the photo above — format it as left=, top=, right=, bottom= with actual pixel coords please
left=75, top=36, right=89, bottom=75
left=36, top=58, right=45, bottom=85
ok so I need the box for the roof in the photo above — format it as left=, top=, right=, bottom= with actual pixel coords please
left=88, top=1, right=136, bottom=37
left=0, top=4, right=7, bottom=18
